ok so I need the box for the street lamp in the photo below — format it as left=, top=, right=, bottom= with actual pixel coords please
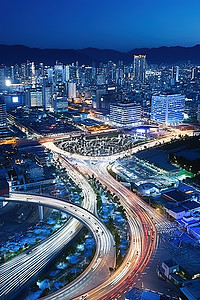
left=5, top=79, right=11, bottom=86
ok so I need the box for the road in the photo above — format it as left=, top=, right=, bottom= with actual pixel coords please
left=0, top=157, right=115, bottom=300
left=0, top=193, right=115, bottom=300
left=0, top=131, right=184, bottom=300
left=73, top=160, right=175, bottom=300
left=75, top=161, right=160, bottom=300
left=44, top=143, right=164, bottom=299
left=42, top=129, right=194, bottom=162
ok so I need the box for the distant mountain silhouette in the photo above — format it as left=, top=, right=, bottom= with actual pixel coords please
left=0, top=44, right=200, bottom=66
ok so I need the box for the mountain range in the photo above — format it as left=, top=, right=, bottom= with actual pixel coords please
left=0, top=44, right=200, bottom=66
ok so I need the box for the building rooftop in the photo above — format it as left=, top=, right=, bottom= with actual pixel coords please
left=112, top=102, right=140, bottom=107
left=180, top=278, right=200, bottom=300
left=162, top=189, right=189, bottom=202
left=169, top=206, right=186, bottom=213
left=178, top=184, right=196, bottom=194
left=183, top=201, right=200, bottom=210
left=141, top=291, right=160, bottom=300
left=174, top=248, right=200, bottom=277
left=157, top=91, right=183, bottom=96
left=163, top=259, right=178, bottom=268
left=190, top=226, right=200, bottom=236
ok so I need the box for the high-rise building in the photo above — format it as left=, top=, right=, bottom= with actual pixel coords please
left=0, top=96, right=7, bottom=127
left=191, top=67, right=199, bottom=81
left=42, top=80, right=54, bottom=111
left=197, top=103, right=200, bottom=122
left=133, top=55, right=146, bottom=82
left=151, top=93, right=185, bottom=125
left=64, top=65, right=70, bottom=82
left=97, top=74, right=106, bottom=85
left=110, top=102, right=141, bottom=127
left=28, top=88, right=43, bottom=108
left=54, top=65, right=64, bottom=84
left=0, top=67, right=5, bottom=91
left=172, top=66, right=179, bottom=83
left=94, top=88, right=107, bottom=109
left=68, top=82, right=76, bottom=100
left=47, top=68, right=54, bottom=83
left=31, top=62, right=36, bottom=85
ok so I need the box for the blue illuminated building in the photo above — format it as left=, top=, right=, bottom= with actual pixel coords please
left=151, top=93, right=185, bottom=125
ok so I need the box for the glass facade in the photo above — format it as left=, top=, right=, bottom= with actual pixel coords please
left=151, top=94, right=185, bottom=125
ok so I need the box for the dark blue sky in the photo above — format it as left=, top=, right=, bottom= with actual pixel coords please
left=1, top=0, right=200, bottom=51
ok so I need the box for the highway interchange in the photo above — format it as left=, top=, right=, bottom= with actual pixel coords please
left=0, top=130, right=192, bottom=300
left=0, top=192, right=115, bottom=300
left=43, top=137, right=179, bottom=300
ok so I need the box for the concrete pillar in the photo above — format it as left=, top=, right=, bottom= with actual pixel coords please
left=38, top=205, right=44, bottom=221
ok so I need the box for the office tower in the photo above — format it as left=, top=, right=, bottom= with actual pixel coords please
left=100, top=91, right=118, bottom=110
left=197, top=103, right=200, bottom=122
left=0, top=67, right=5, bottom=91
left=13, top=64, right=20, bottom=83
left=56, top=83, right=66, bottom=97
left=97, top=74, right=106, bottom=85
left=54, top=64, right=64, bottom=84
left=175, top=66, right=179, bottom=82
left=55, top=97, right=68, bottom=113
left=0, top=96, right=7, bottom=127
left=151, top=93, right=185, bottom=125
left=172, top=66, right=179, bottom=83
left=43, top=85, right=54, bottom=111
left=191, top=67, right=199, bottom=81
left=42, top=79, right=54, bottom=111
left=92, top=62, right=96, bottom=80
left=21, top=63, right=26, bottom=82
left=22, top=60, right=34, bottom=83
left=31, top=62, right=36, bottom=85
left=38, top=63, right=44, bottom=77
left=110, top=102, right=141, bottom=127
left=107, top=61, right=114, bottom=84
left=64, top=65, right=70, bottom=82
left=69, top=65, right=78, bottom=81
left=133, top=55, right=146, bottom=82
left=47, top=68, right=54, bottom=83
left=94, top=88, right=107, bottom=109
left=68, top=82, right=76, bottom=100
left=29, top=88, right=43, bottom=107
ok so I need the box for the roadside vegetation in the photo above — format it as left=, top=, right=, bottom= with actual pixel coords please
left=88, top=175, right=129, bottom=268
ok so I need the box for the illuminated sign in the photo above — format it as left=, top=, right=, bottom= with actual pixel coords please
left=12, top=96, right=19, bottom=103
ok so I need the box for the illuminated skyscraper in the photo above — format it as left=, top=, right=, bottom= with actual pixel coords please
left=65, top=65, right=70, bottom=82
left=0, top=96, right=7, bottom=127
left=42, top=79, right=54, bottom=111
left=133, top=55, right=146, bottom=82
left=54, top=64, right=64, bottom=84
left=0, top=68, right=5, bottom=91
left=68, top=82, right=76, bottom=100
left=151, top=93, right=185, bottom=125
left=171, top=66, right=179, bottom=85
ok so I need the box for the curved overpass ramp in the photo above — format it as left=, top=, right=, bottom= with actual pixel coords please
left=0, top=193, right=115, bottom=300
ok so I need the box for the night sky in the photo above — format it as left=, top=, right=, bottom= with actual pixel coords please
left=1, top=0, right=200, bottom=51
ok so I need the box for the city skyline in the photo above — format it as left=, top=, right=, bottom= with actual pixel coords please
left=0, top=1, right=200, bottom=300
